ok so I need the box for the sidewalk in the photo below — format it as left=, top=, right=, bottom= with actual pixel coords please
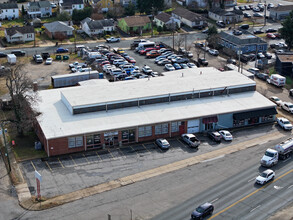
left=18, top=131, right=286, bottom=211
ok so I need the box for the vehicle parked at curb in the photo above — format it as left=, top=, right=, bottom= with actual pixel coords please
left=155, top=138, right=170, bottom=150
left=267, top=74, right=286, bottom=87
left=191, top=202, right=214, bottom=219
left=269, top=96, right=282, bottom=106
left=106, top=37, right=120, bottom=43
left=216, top=21, right=225, bottom=28
left=56, top=48, right=68, bottom=53
left=11, top=50, right=26, bottom=56
left=208, top=131, right=222, bottom=142
left=255, top=169, right=275, bottom=185
left=0, top=52, right=7, bottom=58
left=181, top=134, right=200, bottom=148
left=218, top=130, right=233, bottom=141
left=277, top=117, right=293, bottom=130
left=281, top=102, right=293, bottom=113
left=208, top=49, right=219, bottom=56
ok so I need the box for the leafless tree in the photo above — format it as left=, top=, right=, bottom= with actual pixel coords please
left=175, top=34, right=185, bottom=51
left=3, top=64, right=40, bottom=136
left=54, top=31, right=67, bottom=45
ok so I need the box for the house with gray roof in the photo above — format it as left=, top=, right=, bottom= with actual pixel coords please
left=44, top=21, right=74, bottom=39
left=0, top=3, right=19, bottom=20
left=27, top=1, right=52, bottom=18
left=5, top=26, right=35, bottom=43
left=154, top=12, right=181, bottom=29
left=171, top=7, right=205, bottom=28
left=60, top=0, right=84, bottom=15
left=220, top=30, right=267, bottom=55
left=81, top=17, right=115, bottom=36
left=209, top=8, right=243, bottom=24
left=269, top=4, right=293, bottom=21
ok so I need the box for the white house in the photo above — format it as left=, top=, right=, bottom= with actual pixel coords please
left=0, top=3, right=19, bottom=20
left=81, top=17, right=115, bottom=36
left=5, top=26, right=35, bottom=43
left=269, top=5, right=293, bottom=21
left=208, top=8, right=243, bottom=23
left=60, top=0, right=84, bottom=15
left=27, top=1, right=52, bottom=18
left=154, top=12, right=181, bottom=29
left=172, top=7, right=205, bottom=28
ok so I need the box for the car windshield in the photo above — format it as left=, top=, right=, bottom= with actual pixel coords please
left=283, top=121, right=290, bottom=124
left=190, top=137, right=197, bottom=142
left=161, top=140, right=168, bottom=145
left=196, top=207, right=204, bottom=213
left=274, top=98, right=280, bottom=101
left=260, top=173, right=267, bottom=178
left=265, top=151, right=274, bottom=157
left=289, top=105, right=293, bottom=108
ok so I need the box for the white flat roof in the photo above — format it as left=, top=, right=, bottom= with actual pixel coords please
left=36, top=89, right=274, bottom=140
left=61, top=68, right=255, bottom=108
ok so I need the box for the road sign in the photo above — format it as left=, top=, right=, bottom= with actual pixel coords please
left=35, top=170, right=42, bottom=182
left=35, top=170, right=42, bottom=200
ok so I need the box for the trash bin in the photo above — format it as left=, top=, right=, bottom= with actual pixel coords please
left=63, top=55, right=69, bottom=60
left=99, top=73, right=104, bottom=79
left=55, top=55, right=61, bottom=60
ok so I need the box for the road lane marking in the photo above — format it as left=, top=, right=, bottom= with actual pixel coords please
left=201, top=155, right=225, bottom=163
left=250, top=205, right=261, bottom=213
left=288, top=185, right=293, bottom=189
left=70, top=155, right=77, bottom=166
left=30, top=161, right=36, bottom=171
left=45, top=161, right=53, bottom=172
left=58, top=158, right=65, bottom=168
left=248, top=177, right=255, bottom=183
left=209, top=168, right=293, bottom=219
left=96, top=151, right=102, bottom=161
left=210, top=198, right=219, bottom=203
left=283, top=157, right=291, bottom=163
left=83, top=154, right=90, bottom=164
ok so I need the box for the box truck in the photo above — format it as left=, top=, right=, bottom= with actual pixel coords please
left=266, top=74, right=286, bottom=87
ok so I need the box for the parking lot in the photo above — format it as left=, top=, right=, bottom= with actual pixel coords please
left=20, top=124, right=283, bottom=198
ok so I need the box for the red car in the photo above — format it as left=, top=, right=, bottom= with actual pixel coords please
left=125, top=56, right=136, bottom=64
left=267, top=33, right=276, bottom=39
left=139, top=47, right=158, bottom=55
left=99, top=61, right=110, bottom=67
left=146, top=50, right=161, bottom=58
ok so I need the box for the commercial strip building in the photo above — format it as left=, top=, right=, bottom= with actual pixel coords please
left=34, top=68, right=277, bottom=156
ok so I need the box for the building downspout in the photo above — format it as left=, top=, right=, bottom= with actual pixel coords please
left=46, top=138, right=50, bottom=157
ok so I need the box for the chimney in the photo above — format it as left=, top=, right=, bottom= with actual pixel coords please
left=33, top=81, right=38, bottom=92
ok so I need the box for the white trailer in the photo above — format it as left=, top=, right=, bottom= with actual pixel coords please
left=7, top=54, right=16, bottom=64
left=266, top=74, right=286, bottom=87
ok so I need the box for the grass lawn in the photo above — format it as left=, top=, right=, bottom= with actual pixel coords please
left=237, top=0, right=253, bottom=3
left=12, top=132, right=47, bottom=161
left=1, top=18, right=24, bottom=28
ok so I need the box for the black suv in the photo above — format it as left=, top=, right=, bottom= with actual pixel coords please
left=41, top=52, right=50, bottom=60
left=191, top=202, right=214, bottom=219
left=208, top=131, right=222, bottom=142
left=11, top=50, right=26, bottom=56
left=198, top=57, right=208, bottom=66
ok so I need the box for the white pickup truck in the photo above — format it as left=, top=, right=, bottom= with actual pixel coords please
left=260, top=137, right=293, bottom=167
left=69, top=61, right=87, bottom=69
left=106, top=37, right=120, bottom=43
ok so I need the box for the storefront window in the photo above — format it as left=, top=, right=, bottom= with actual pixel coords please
left=233, top=119, right=245, bottom=127
left=86, top=134, right=101, bottom=149
left=171, top=121, right=181, bottom=133
left=248, top=117, right=259, bottom=125
left=261, top=115, right=274, bottom=122
left=155, top=123, right=168, bottom=135
left=122, top=129, right=136, bottom=143
left=68, top=136, right=83, bottom=148
left=138, top=126, right=152, bottom=137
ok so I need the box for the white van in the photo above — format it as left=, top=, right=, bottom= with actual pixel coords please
left=135, top=41, right=156, bottom=52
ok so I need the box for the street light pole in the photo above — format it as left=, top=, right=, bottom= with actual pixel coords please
left=0, top=122, right=11, bottom=173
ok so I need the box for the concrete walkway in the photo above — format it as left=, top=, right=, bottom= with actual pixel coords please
left=18, top=131, right=285, bottom=211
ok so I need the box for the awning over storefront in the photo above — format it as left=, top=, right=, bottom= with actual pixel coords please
left=233, top=108, right=277, bottom=120
left=202, top=116, right=218, bottom=124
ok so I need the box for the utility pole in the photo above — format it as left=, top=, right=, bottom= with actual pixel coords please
left=264, top=1, right=267, bottom=26
left=238, top=47, right=241, bottom=72
left=172, top=20, right=175, bottom=52
left=1, top=122, right=11, bottom=173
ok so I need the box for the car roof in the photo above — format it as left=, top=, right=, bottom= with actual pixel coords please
left=199, top=202, right=213, bottom=209
left=183, top=133, right=195, bottom=137
left=263, top=169, right=274, bottom=174
left=279, top=117, right=289, bottom=121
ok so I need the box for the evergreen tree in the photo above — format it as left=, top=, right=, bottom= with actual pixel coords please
left=279, top=10, right=293, bottom=50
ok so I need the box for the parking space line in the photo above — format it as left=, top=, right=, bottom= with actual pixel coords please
left=30, top=161, right=36, bottom=171
left=129, top=146, right=139, bottom=156
left=118, top=148, right=127, bottom=158
left=142, top=144, right=151, bottom=153
left=70, top=155, right=77, bottom=166
left=107, top=149, right=116, bottom=159
left=177, top=138, right=188, bottom=148
left=155, top=142, right=163, bottom=153
left=96, top=151, right=102, bottom=161
left=45, top=161, right=53, bottom=172
left=58, top=158, right=65, bottom=168
left=83, top=154, right=90, bottom=164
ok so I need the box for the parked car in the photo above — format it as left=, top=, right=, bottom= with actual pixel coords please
left=41, top=52, right=50, bottom=60
left=56, top=48, right=68, bottom=53
left=277, top=117, right=293, bottom=130
left=253, top=29, right=264, bottom=34
left=216, top=21, right=225, bottom=28
left=290, top=89, right=293, bottom=96
left=253, top=12, right=263, bottom=17
left=185, top=51, right=194, bottom=58
left=269, top=96, right=282, bottom=106
left=257, top=52, right=265, bottom=59
left=208, top=131, right=222, bottom=142
left=247, top=68, right=260, bottom=75
left=157, top=59, right=172, bottom=65
left=244, top=12, right=251, bottom=18
left=233, top=29, right=242, bottom=36
left=263, top=52, right=272, bottom=59
left=208, top=49, right=219, bottom=56
left=11, top=50, right=26, bottom=56
left=255, top=169, right=275, bottom=185
left=266, top=28, right=277, bottom=33
left=146, top=50, right=161, bottom=58
left=267, top=3, right=274, bottom=9
left=173, top=63, right=181, bottom=70
left=171, top=57, right=189, bottom=64
left=181, top=134, right=200, bottom=148
left=165, top=64, right=175, bottom=71
left=281, top=102, right=293, bottom=113
left=191, top=202, right=214, bottom=220
left=198, top=58, right=208, bottom=66
left=245, top=5, right=250, bottom=10
left=218, top=130, right=233, bottom=141
left=253, top=7, right=260, bottom=12
left=33, top=54, right=43, bottom=63
left=0, top=52, right=7, bottom=58
left=180, top=63, right=189, bottom=69
left=142, top=65, right=152, bottom=74
left=240, top=24, right=250, bottom=30
left=267, top=33, right=276, bottom=39
left=255, top=72, right=269, bottom=80
left=155, top=138, right=170, bottom=150
left=187, top=62, right=197, bottom=68
left=106, top=37, right=120, bottom=43
left=227, top=58, right=236, bottom=65
left=45, top=58, right=53, bottom=65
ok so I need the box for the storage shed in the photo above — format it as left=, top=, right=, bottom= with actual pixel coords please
left=7, top=54, right=16, bottom=64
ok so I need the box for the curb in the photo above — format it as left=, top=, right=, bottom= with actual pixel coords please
left=19, top=131, right=285, bottom=211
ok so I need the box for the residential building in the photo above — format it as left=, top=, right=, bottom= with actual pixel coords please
left=81, top=17, right=115, bottom=36
left=60, top=0, right=84, bottom=15
left=220, top=30, right=267, bottom=55
left=275, top=52, right=293, bottom=77
left=5, top=26, right=35, bottom=43
left=154, top=12, right=181, bottom=29
left=208, top=8, right=243, bottom=23
left=43, top=21, right=74, bottom=39
left=34, top=68, right=276, bottom=156
left=0, top=3, right=19, bottom=20
left=212, top=0, right=237, bottom=7
left=120, top=0, right=136, bottom=7
left=171, top=7, right=205, bottom=28
left=27, top=1, right=52, bottom=18
left=117, top=16, right=151, bottom=35
left=269, top=5, right=293, bottom=21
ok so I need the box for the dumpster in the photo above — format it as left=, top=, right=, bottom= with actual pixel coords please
left=55, top=55, right=62, bottom=60
left=99, top=73, right=104, bottom=79
left=63, top=55, right=69, bottom=60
